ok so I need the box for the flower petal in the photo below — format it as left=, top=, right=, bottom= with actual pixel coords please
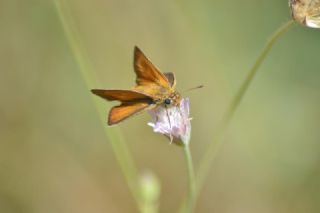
left=148, top=98, right=191, bottom=146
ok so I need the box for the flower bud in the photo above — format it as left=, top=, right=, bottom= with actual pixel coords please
left=140, top=171, right=161, bottom=213
left=289, top=0, right=320, bottom=28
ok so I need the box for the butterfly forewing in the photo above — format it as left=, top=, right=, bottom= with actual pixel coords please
left=91, top=89, right=152, bottom=102
left=134, top=46, right=171, bottom=88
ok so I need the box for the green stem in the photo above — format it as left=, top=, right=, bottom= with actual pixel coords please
left=53, top=0, right=143, bottom=211
left=183, top=145, right=196, bottom=213
left=178, top=20, right=295, bottom=212
left=196, top=19, right=295, bottom=195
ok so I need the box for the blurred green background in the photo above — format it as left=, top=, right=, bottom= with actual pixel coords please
left=1, top=0, right=320, bottom=212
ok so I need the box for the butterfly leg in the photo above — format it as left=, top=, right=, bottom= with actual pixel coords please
left=165, top=105, right=173, bottom=143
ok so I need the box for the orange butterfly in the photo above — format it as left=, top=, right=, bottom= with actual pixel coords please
left=91, top=46, right=181, bottom=125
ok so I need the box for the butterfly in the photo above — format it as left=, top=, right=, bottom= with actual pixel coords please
left=91, top=46, right=181, bottom=126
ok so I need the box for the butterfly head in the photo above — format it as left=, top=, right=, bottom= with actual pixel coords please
left=163, top=91, right=181, bottom=107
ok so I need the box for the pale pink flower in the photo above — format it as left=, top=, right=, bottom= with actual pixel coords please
left=148, top=98, right=191, bottom=146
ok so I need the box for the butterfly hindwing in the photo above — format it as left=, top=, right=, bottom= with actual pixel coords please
left=91, top=89, right=155, bottom=125
left=164, top=72, right=176, bottom=88
left=108, top=102, right=154, bottom=125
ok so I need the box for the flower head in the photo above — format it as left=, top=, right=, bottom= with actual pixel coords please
left=148, top=98, right=191, bottom=146
left=289, top=0, right=320, bottom=28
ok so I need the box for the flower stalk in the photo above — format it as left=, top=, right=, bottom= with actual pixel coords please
left=178, top=20, right=295, bottom=212
left=183, top=145, right=196, bottom=213
left=148, top=98, right=195, bottom=212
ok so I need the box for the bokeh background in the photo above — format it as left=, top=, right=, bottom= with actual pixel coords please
left=1, top=0, right=320, bottom=212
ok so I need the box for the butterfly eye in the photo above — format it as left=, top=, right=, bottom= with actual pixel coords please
left=164, top=98, right=171, bottom=105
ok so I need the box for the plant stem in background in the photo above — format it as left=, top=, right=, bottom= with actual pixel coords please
left=183, top=145, right=196, bottom=213
left=196, top=19, right=295, bottom=196
left=178, top=20, right=295, bottom=212
left=53, top=0, right=143, bottom=212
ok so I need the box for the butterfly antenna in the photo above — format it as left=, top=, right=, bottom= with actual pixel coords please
left=182, top=85, right=204, bottom=94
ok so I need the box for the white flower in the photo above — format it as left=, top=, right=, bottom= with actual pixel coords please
left=148, top=98, right=191, bottom=146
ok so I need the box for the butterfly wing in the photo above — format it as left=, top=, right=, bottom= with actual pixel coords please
left=91, top=89, right=152, bottom=102
left=134, top=46, right=171, bottom=88
left=91, top=89, right=155, bottom=125
left=108, top=102, right=154, bottom=125
left=164, top=72, right=176, bottom=88
left=133, top=46, right=176, bottom=100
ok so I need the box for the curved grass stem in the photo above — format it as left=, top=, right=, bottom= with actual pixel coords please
left=178, top=20, right=295, bottom=212
left=53, top=0, right=143, bottom=211
left=196, top=19, right=295, bottom=197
